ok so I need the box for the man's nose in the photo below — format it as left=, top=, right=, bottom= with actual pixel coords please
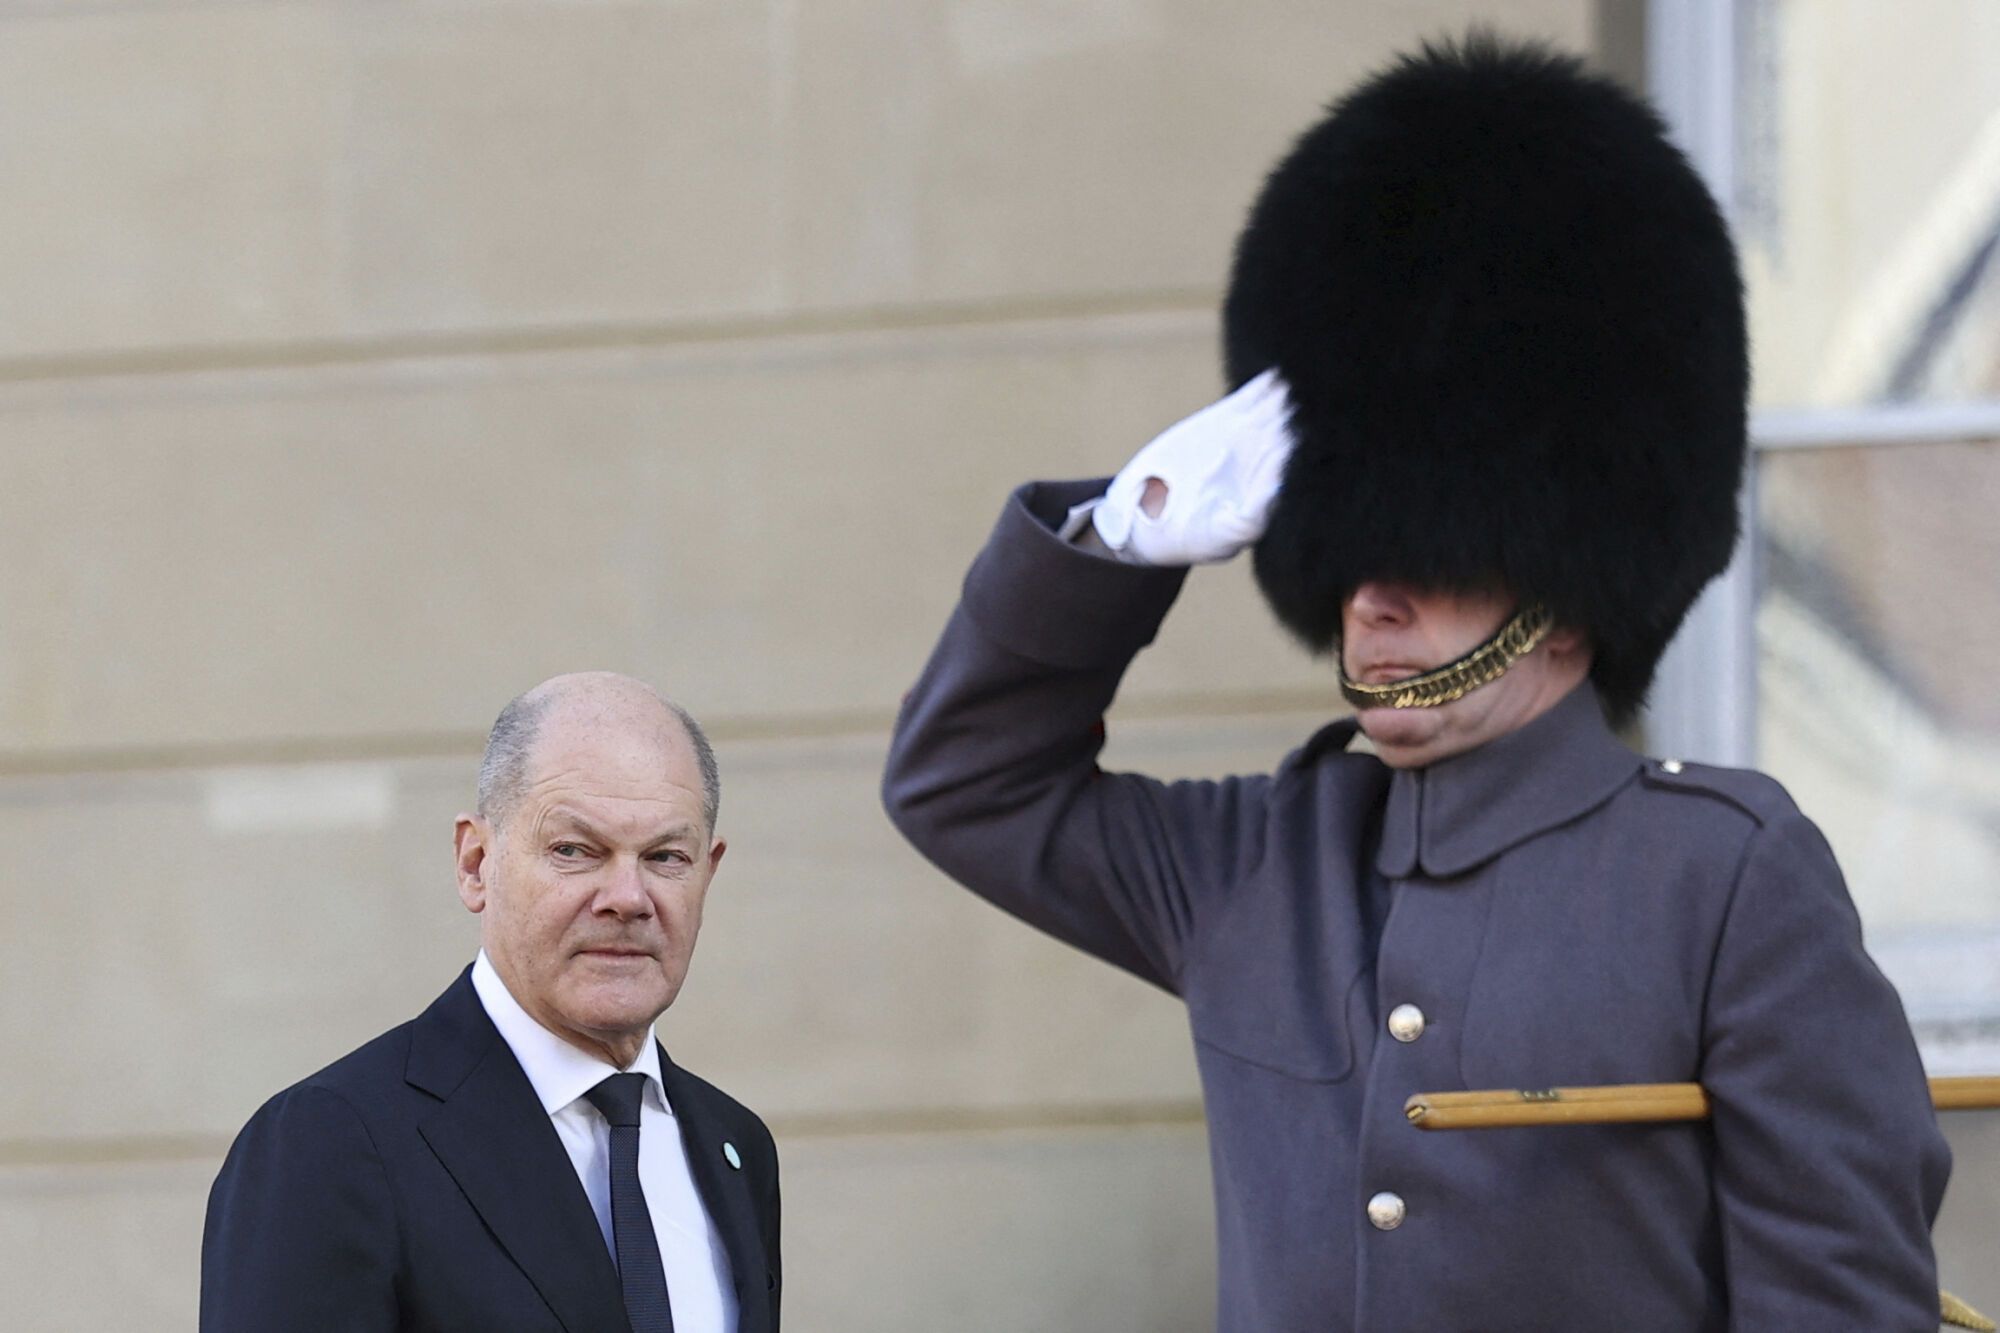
left=592, top=859, right=654, bottom=918
left=1346, top=580, right=1416, bottom=628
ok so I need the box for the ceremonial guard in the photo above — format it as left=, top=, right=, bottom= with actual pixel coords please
left=883, top=36, right=1953, bottom=1331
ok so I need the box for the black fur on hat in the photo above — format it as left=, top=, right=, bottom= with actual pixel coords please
left=1226, top=33, right=1747, bottom=725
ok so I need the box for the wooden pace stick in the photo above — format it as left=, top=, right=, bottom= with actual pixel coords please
left=1933, top=1077, right=2000, bottom=1111
left=1406, top=1075, right=2000, bottom=1130
left=1405, top=1077, right=2000, bottom=1332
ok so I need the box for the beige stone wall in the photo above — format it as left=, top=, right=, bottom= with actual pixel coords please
left=0, top=3, right=1602, bottom=1328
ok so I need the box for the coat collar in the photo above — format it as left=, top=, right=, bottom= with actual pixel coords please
left=406, top=968, right=630, bottom=1333
left=1375, top=683, right=1640, bottom=880
left=403, top=970, right=777, bottom=1332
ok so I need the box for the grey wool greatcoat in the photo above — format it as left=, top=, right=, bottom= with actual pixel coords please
left=882, top=481, right=1951, bottom=1333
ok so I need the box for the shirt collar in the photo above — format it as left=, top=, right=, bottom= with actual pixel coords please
left=1375, top=683, right=1640, bottom=880
left=471, top=950, right=672, bottom=1118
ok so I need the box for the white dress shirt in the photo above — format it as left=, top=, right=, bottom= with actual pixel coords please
left=472, top=951, right=737, bottom=1333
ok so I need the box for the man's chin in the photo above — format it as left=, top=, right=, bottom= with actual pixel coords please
left=1368, top=700, right=1480, bottom=764
left=1357, top=705, right=1435, bottom=739
left=559, top=973, right=678, bottom=1036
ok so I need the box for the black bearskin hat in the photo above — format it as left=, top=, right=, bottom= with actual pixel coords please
left=1226, top=34, right=1747, bottom=724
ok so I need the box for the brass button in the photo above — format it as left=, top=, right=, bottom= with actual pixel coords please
left=1386, top=1003, right=1426, bottom=1043
left=1367, top=1191, right=1406, bottom=1231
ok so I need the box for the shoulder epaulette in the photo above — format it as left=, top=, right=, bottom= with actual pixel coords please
left=1636, top=757, right=1799, bottom=828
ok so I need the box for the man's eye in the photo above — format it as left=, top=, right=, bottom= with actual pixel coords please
left=552, top=843, right=586, bottom=859
left=647, top=850, right=691, bottom=866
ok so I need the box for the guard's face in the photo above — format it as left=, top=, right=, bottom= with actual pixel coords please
left=454, top=713, right=723, bottom=1065
left=1340, top=580, right=1587, bottom=769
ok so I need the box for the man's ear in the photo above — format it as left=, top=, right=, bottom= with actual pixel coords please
left=455, top=814, right=494, bottom=914
left=706, top=838, right=727, bottom=876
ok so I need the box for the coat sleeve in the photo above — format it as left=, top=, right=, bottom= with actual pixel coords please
left=882, top=480, right=1274, bottom=995
left=1701, top=811, right=1951, bottom=1330
left=200, top=1083, right=401, bottom=1332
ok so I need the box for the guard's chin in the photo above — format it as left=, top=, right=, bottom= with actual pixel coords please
left=1355, top=706, right=1446, bottom=765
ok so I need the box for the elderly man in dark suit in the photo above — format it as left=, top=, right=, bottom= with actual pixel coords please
left=883, top=38, right=1950, bottom=1332
left=203, top=672, right=780, bottom=1332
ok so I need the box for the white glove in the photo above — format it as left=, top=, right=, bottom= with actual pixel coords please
left=1088, top=369, right=1296, bottom=566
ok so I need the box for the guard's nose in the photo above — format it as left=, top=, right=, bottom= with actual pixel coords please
left=1345, top=580, right=1417, bottom=629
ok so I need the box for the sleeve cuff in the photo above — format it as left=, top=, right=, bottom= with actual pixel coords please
left=960, top=480, right=1188, bottom=670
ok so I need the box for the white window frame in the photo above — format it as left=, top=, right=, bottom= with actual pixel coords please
left=1641, top=0, right=2000, bottom=765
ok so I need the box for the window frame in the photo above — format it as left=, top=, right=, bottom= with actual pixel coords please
left=1641, top=0, right=2000, bottom=765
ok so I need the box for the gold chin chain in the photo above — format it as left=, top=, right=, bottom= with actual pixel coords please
left=1338, top=604, right=1555, bottom=711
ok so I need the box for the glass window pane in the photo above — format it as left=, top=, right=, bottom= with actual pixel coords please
left=1756, top=436, right=2000, bottom=1071
left=1739, top=1, right=2000, bottom=409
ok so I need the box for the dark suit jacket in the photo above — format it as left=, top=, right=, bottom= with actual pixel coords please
left=201, top=968, right=780, bottom=1332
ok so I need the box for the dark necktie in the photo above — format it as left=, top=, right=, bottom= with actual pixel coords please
left=584, top=1073, right=676, bottom=1332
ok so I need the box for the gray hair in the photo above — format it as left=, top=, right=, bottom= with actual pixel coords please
left=476, top=684, right=721, bottom=833
left=669, top=700, right=722, bottom=833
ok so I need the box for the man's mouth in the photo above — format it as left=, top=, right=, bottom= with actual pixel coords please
left=1357, top=662, right=1426, bottom=685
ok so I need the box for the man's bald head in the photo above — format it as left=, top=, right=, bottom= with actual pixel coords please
left=476, top=672, right=720, bottom=833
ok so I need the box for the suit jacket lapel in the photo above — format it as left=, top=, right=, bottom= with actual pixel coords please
left=662, top=1046, right=773, bottom=1333
left=408, top=973, right=629, bottom=1333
